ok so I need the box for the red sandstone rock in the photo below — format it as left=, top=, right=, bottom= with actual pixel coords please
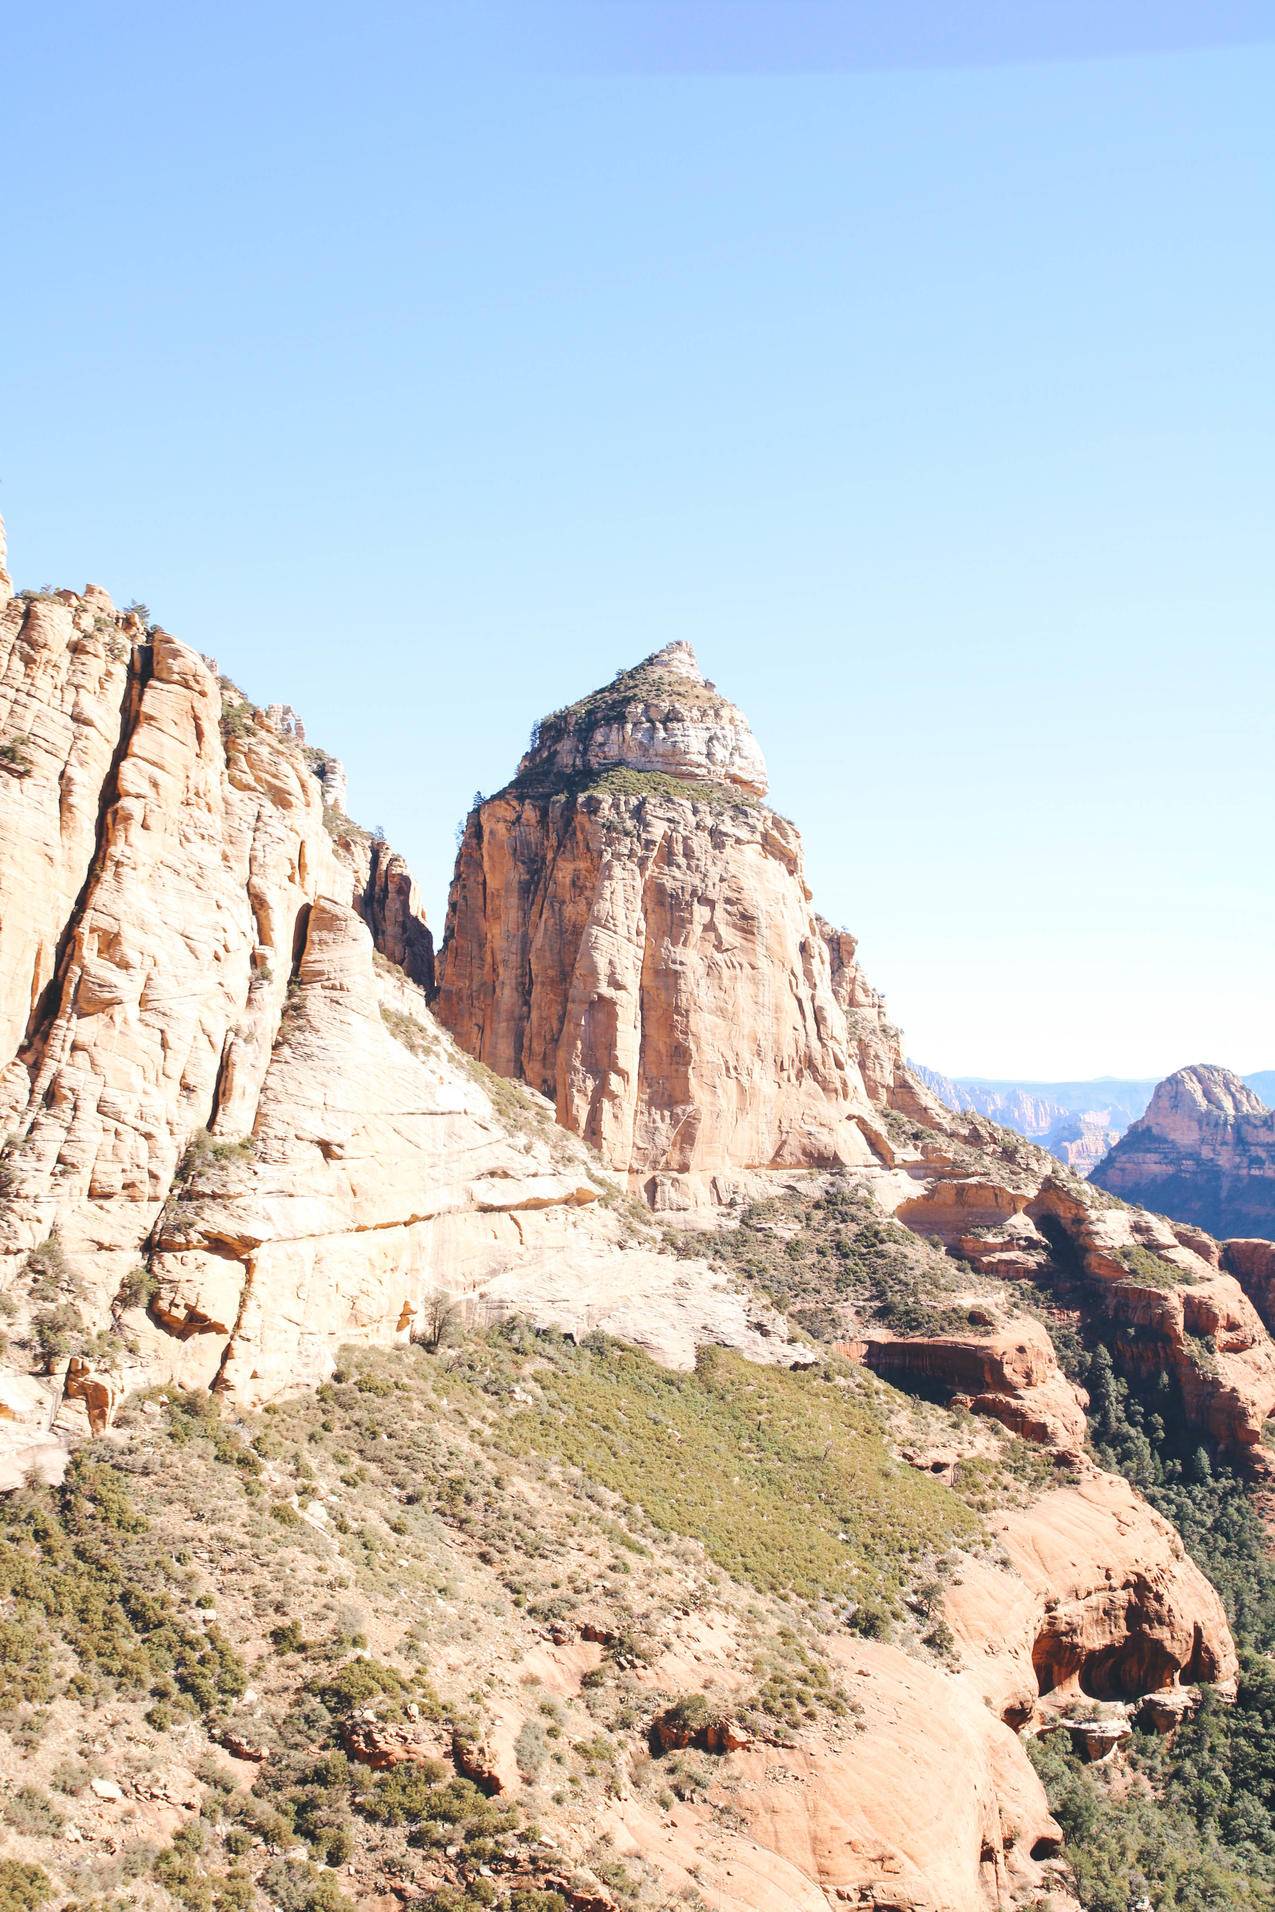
left=436, top=645, right=886, bottom=1203
left=860, top=1320, right=1089, bottom=1455
left=1093, top=1064, right=1275, bottom=1239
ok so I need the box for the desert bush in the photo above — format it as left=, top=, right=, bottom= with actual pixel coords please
left=0, top=734, right=35, bottom=776
left=0, top=1862, right=51, bottom=1912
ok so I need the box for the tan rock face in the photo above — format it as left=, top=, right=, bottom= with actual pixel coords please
left=945, top=1467, right=1238, bottom=1728
left=819, top=916, right=944, bottom=1124
left=521, top=640, right=769, bottom=796
left=1029, top=1180, right=1275, bottom=1455
left=0, top=554, right=802, bottom=1471
left=879, top=1129, right=1275, bottom=1463
left=0, top=586, right=137, bottom=1079
left=144, top=896, right=792, bottom=1406
left=352, top=836, right=435, bottom=993
left=436, top=647, right=885, bottom=1204
left=1092, top=1063, right=1275, bottom=1238
left=667, top=1636, right=1064, bottom=1912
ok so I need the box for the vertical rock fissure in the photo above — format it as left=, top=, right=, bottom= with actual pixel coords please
left=14, top=638, right=154, bottom=1081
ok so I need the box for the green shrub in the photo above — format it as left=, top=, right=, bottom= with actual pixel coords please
left=0, top=1786, right=64, bottom=1836
left=1117, top=1244, right=1192, bottom=1289
left=514, top=1717, right=548, bottom=1780
left=0, top=735, right=34, bottom=776
left=114, top=1263, right=159, bottom=1312
left=0, top=1457, right=246, bottom=1722
left=359, top=1771, right=517, bottom=1858
left=379, top=1004, right=438, bottom=1060
left=257, top=1858, right=355, bottom=1912
left=490, top=1338, right=975, bottom=1608
left=0, top=1862, right=51, bottom=1912
left=30, top=1301, right=84, bottom=1372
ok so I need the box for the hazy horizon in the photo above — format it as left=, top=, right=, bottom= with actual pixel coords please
left=6, top=1, right=1272, bottom=1080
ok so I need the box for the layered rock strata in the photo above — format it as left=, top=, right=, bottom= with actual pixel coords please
left=945, top=1468, right=1237, bottom=1726
left=884, top=1135, right=1275, bottom=1460
left=436, top=645, right=897, bottom=1207
left=0, top=558, right=789, bottom=1479
left=1092, top=1063, right=1275, bottom=1238
left=861, top=1319, right=1089, bottom=1456
left=0, top=533, right=1251, bottom=1911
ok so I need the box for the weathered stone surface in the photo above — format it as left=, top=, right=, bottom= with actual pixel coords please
left=945, top=1468, right=1238, bottom=1728
left=649, top=1635, right=1065, bottom=1912
left=820, top=917, right=944, bottom=1124
left=860, top=1319, right=1089, bottom=1455
left=1223, top=1237, right=1275, bottom=1333
left=353, top=836, right=435, bottom=993
left=0, top=559, right=792, bottom=1467
left=1029, top=1179, right=1275, bottom=1456
left=145, top=897, right=793, bottom=1405
left=1093, top=1063, right=1275, bottom=1238
left=519, top=640, right=769, bottom=796
left=881, top=1137, right=1275, bottom=1463
left=436, top=646, right=886, bottom=1203
left=0, top=584, right=137, bottom=1080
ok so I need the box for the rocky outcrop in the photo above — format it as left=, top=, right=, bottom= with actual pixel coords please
left=1029, top=1179, right=1275, bottom=1455
left=884, top=1132, right=1275, bottom=1461
left=665, top=1636, right=1066, bottom=1912
left=436, top=645, right=887, bottom=1207
left=1050, top=1111, right=1122, bottom=1179
left=1092, top=1064, right=1275, bottom=1238
left=144, top=896, right=790, bottom=1405
left=1223, top=1238, right=1275, bottom=1334
left=821, top=920, right=944, bottom=1124
left=521, top=639, right=768, bottom=795
left=861, top=1319, right=1089, bottom=1455
left=945, top=1468, right=1238, bottom=1728
left=0, top=549, right=793, bottom=1476
left=351, top=835, right=435, bottom=993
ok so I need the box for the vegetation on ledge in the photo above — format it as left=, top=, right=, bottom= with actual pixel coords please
left=492, top=761, right=762, bottom=813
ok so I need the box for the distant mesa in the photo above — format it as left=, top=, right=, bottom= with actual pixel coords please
left=1090, top=1063, right=1275, bottom=1240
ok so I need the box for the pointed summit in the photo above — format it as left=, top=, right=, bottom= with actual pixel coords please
left=641, top=639, right=703, bottom=682
left=515, top=644, right=767, bottom=797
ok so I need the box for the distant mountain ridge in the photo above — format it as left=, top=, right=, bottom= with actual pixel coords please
left=911, top=1065, right=1274, bottom=1179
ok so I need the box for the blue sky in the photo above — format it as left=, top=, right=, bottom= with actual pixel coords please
left=4, top=1, right=1273, bottom=1079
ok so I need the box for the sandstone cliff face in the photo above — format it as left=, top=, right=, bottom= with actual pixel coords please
left=436, top=645, right=889, bottom=1208
left=0, top=533, right=1254, bottom=1912
left=885, top=1134, right=1275, bottom=1460
left=862, top=1319, right=1090, bottom=1456
left=945, top=1467, right=1237, bottom=1726
left=820, top=918, right=944, bottom=1124
left=0, top=563, right=793, bottom=1480
left=1223, top=1237, right=1275, bottom=1334
left=1092, top=1063, right=1275, bottom=1238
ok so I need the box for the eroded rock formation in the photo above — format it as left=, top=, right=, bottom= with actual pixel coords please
left=435, top=644, right=900, bottom=1207
left=0, top=556, right=790, bottom=1478
left=861, top=1319, right=1089, bottom=1456
left=945, top=1468, right=1237, bottom=1727
left=1093, top=1063, right=1275, bottom=1238
left=0, top=529, right=1256, bottom=1911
